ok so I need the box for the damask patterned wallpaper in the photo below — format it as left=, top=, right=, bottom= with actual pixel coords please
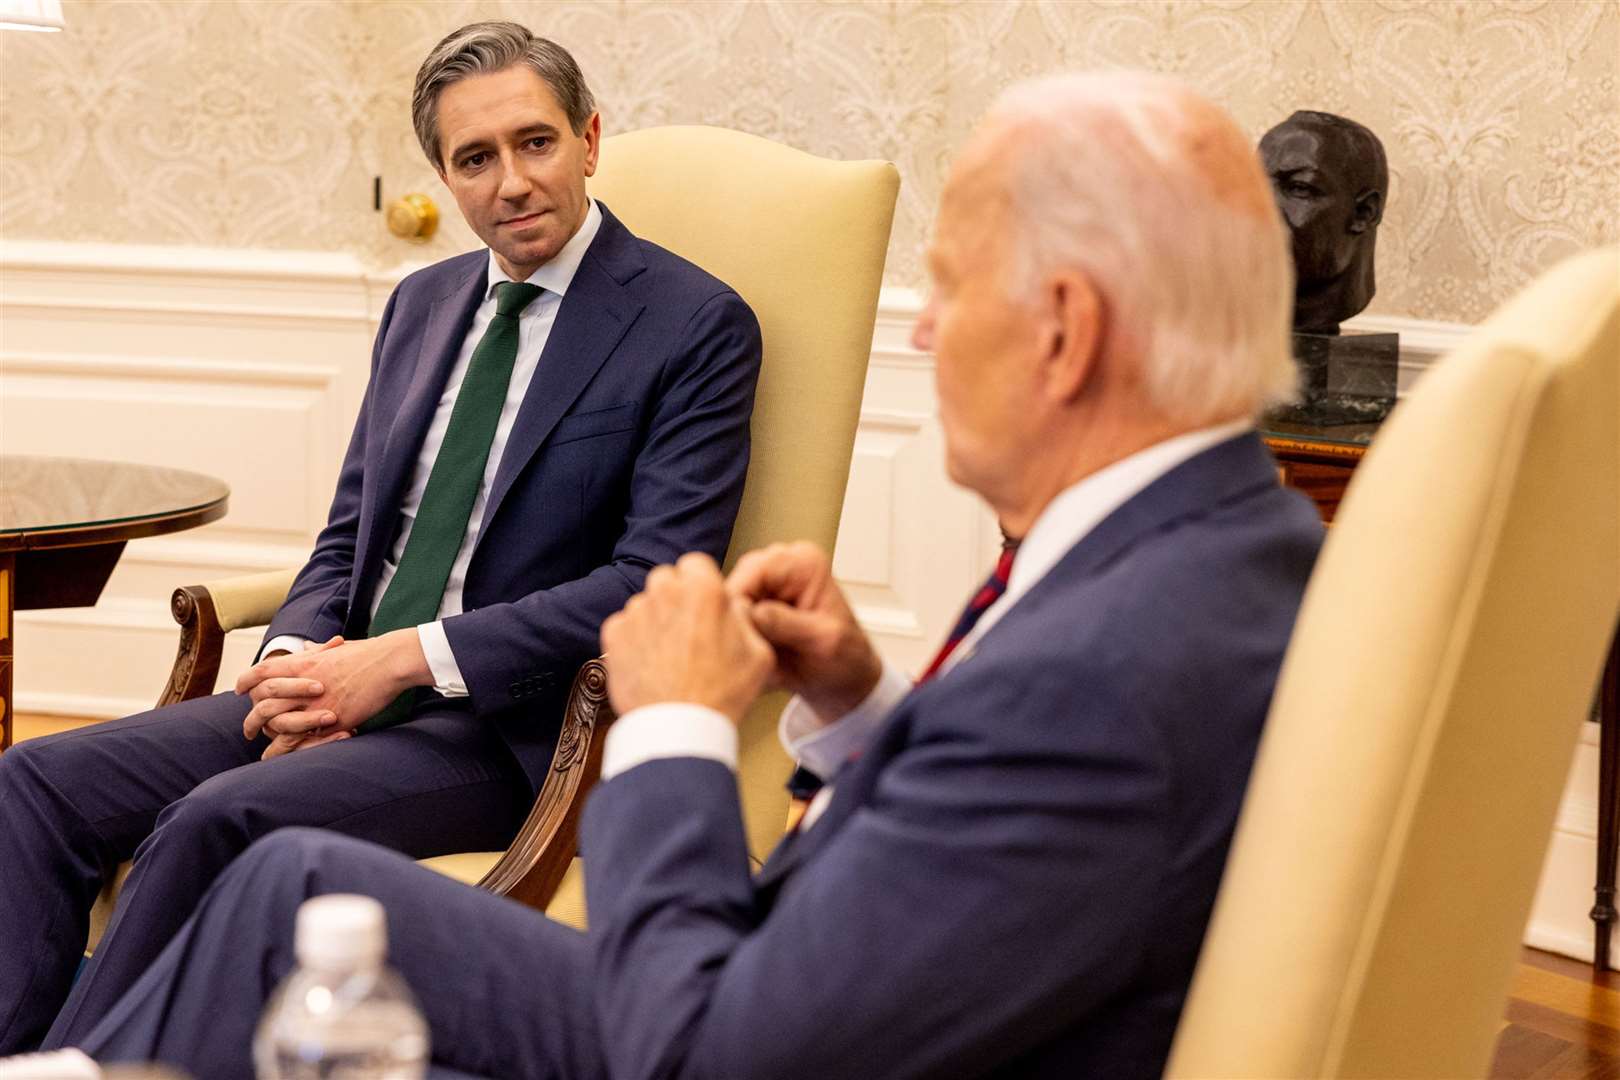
left=1, top=0, right=1615, bottom=323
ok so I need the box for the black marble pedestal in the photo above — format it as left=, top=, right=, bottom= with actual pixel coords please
left=1266, top=330, right=1399, bottom=427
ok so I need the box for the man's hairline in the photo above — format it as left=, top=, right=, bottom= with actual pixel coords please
left=426, top=60, right=595, bottom=172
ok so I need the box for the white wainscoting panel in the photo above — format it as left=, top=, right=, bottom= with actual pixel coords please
left=830, top=293, right=1003, bottom=675
left=1, top=241, right=387, bottom=717
left=0, top=249, right=1595, bottom=963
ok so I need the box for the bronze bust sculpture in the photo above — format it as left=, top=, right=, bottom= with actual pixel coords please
left=1259, top=111, right=1387, bottom=334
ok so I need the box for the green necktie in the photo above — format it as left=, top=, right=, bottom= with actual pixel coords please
left=360, top=279, right=544, bottom=733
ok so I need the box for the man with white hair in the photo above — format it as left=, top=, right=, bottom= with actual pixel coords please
left=40, top=72, right=1321, bottom=1079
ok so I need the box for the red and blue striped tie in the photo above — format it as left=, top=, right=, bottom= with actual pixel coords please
left=783, top=543, right=1018, bottom=808
left=916, top=542, right=1018, bottom=685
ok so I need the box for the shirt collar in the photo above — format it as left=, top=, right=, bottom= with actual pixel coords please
left=483, top=197, right=603, bottom=301
left=1003, top=418, right=1254, bottom=604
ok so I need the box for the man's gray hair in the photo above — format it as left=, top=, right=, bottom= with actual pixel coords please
left=412, top=22, right=596, bottom=171
left=987, top=72, right=1297, bottom=425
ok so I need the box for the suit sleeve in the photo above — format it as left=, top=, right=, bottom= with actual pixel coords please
left=440, top=290, right=762, bottom=716
left=260, top=284, right=400, bottom=651
left=580, top=658, right=1171, bottom=1080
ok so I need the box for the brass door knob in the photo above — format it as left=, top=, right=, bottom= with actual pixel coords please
left=386, top=194, right=439, bottom=241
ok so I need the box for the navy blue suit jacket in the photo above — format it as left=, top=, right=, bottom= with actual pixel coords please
left=264, top=204, right=761, bottom=785
left=580, top=432, right=1322, bottom=1080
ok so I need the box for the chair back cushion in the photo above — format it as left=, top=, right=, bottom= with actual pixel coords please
left=589, top=126, right=899, bottom=863
left=1168, top=247, right=1620, bottom=1078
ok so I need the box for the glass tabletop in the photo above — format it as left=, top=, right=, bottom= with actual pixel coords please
left=0, top=455, right=229, bottom=536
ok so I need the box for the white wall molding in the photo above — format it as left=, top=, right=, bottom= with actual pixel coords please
left=1, top=351, right=342, bottom=387
left=0, top=240, right=370, bottom=284
left=2, top=241, right=377, bottom=715
left=1341, top=312, right=1475, bottom=361
left=18, top=691, right=164, bottom=725
left=874, top=284, right=1474, bottom=390
left=18, top=596, right=175, bottom=633
left=5, top=296, right=377, bottom=328
left=126, top=536, right=316, bottom=573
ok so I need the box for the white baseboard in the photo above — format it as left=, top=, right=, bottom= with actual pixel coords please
left=14, top=690, right=154, bottom=723
left=1524, top=921, right=1595, bottom=962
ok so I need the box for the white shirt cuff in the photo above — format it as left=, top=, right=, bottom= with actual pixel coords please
left=259, top=635, right=311, bottom=662
left=601, top=703, right=739, bottom=780
left=416, top=621, right=468, bottom=697
left=778, top=661, right=912, bottom=781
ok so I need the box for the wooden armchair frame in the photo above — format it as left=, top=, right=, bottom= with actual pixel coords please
left=157, top=579, right=615, bottom=913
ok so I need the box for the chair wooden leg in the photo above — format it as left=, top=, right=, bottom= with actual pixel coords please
left=1590, top=623, right=1620, bottom=970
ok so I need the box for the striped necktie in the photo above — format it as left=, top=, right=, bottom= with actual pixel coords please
left=360, top=279, right=543, bottom=733
left=915, top=542, right=1018, bottom=684
left=784, top=542, right=1019, bottom=809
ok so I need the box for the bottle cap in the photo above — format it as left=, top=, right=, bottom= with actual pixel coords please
left=294, top=894, right=387, bottom=969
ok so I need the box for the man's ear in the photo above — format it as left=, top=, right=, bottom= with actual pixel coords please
left=1349, top=188, right=1383, bottom=235
left=1044, top=271, right=1104, bottom=403
left=582, top=112, right=602, bottom=178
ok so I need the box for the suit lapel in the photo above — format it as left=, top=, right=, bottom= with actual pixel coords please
left=753, top=432, right=1285, bottom=895
left=754, top=708, right=911, bottom=893
left=1022, top=432, right=1281, bottom=595
left=358, top=263, right=486, bottom=599
left=480, top=208, right=646, bottom=535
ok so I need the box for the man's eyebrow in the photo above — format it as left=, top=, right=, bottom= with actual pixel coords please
left=1272, top=165, right=1322, bottom=180
left=511, top=121, right=561, bottom=140
left=450, top=122, right=562, bottom=162
left=448, top=135, right=491, bottom=162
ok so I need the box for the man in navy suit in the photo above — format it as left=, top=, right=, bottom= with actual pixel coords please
left=0, top=23, right=759, bottom=1053
left=38, top=72, right=1319, bottom=1078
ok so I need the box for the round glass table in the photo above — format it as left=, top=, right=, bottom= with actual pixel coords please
left=0, top=455, right=229, bottom=749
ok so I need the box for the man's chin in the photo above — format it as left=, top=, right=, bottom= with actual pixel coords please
left=492, top=240, right=563, bottom=279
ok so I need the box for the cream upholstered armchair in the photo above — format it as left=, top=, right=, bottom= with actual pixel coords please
left=1167, top=247, right=1620, bottom=1078
left=119, top=127, right=899, bottom=939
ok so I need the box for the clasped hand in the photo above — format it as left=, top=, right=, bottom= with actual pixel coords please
left=235, top=630, right=428, bottom=760
left=601, top=543, right=883, bottom=724
left=237, top=544, right=877, bottom=759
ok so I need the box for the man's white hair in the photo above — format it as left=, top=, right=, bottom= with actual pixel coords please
left=987, top=72, right=1297, bottom=425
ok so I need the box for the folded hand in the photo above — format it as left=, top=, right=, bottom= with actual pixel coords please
left=600, top=552, right=775, bottom=721
left=726, top=541, right=883, bottom=721
left=235, top=630, right=430, bottom=759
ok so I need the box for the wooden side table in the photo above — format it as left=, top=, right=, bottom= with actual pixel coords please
left=1263, top=424, right=1620, bottom=970
left=0, top=456, right=229, bottom=751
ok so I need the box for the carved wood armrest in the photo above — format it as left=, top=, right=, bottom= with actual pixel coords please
left=157, top=567, right=299, bottom=708
left=159, top=585, right=227, bottom=708
left=476, top=658, right=618, bottom=910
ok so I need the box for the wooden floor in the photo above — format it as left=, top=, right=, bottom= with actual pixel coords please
left=1498, top=949, right=1620, bottom=1078
left=10, top=713, right=1620, bottom=1076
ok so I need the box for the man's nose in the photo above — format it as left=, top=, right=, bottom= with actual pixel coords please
left=496, top=153, right=533, bottom=200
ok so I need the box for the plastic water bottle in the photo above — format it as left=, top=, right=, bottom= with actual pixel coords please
left=252, top=894, right=429, bottom=1079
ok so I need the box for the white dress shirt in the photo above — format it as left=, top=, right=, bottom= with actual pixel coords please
left=601, top=418, right=1255, bottom=834
left=263, top=200, right=604, bottom=694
